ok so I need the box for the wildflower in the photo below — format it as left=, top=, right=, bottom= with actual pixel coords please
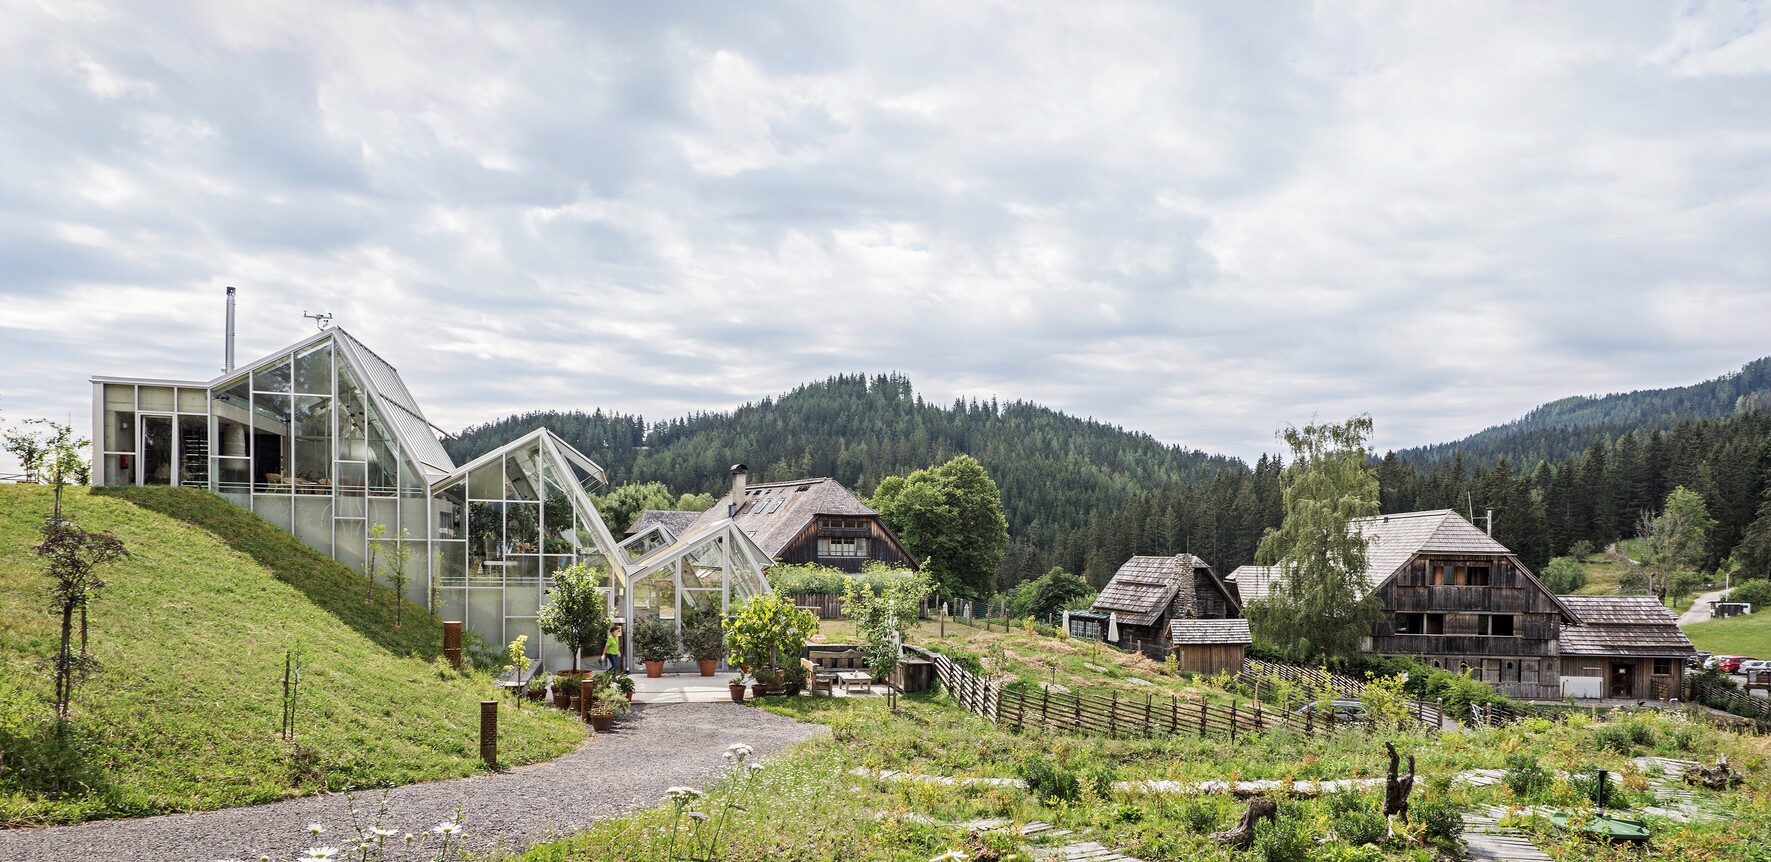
left=746, top=761, right=765, bottom=773
left=370, top=826, right=398, bottom=839
left=723, top=743, right=754, bottom=763
left=404, top=833, right=415, bottom=844
left=306, top=823, right=324, bottom=836
left=301, top=848, right=340, bottom=861
left=663, top=786, right=706, bottom=804
left=929, top=851, right=969, bottom=862
left=432, top=821, right=463, bottom=837
left=688, top=811, right=710, bottom=822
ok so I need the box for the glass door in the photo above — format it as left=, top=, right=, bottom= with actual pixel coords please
left=139, top=414, right=175, bottom=485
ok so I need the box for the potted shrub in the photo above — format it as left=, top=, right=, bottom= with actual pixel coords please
left=587, top=672, right=630, bottom=731
left=525, top=673, right=547, bottom=702
left=548, top=674, right=570, bottom=709
left=613, top=673, right=636, bottom=702
left=726, top=593, right=818, bottom=696
left=781, top=659, right=807, bottom=697
left=554, top=673, right=582, bottom=710
left=682, top=600, right=725, bottom=677
left=728, top=674, right=749, bottom=703
left=537, top=563, right=612, bottom=673
left=633, top=615, right=682, bottom=678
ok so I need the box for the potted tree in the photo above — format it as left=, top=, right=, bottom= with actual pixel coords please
left=537, top=563, right=611, bottom=675
left=725, top=593, right=818, bottom=698
left=683, top=600, right=725, bottom=677
left=633, top=615, right=682, bottom=678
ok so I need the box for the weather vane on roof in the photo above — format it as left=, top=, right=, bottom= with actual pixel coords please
left=302, top=311, right=334, bottom=330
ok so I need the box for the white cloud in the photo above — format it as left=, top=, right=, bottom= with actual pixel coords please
left=2, top=1, right=1770, bottom=479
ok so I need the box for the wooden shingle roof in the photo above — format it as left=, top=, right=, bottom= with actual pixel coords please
left=1170, top=618, right=1252, bottom=645
left=1227, top=565, right=1283, bottom=603
left=1091, top=554, right=1213, bottom=627
left=626, top=510, right=700, bottom=538
left=679, top=477, right=912, bottom=563
left=1559, top=596, right=1696, bottom=658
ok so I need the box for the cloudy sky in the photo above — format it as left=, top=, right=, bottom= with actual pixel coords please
left=3, top=1, right=1769, bottom=475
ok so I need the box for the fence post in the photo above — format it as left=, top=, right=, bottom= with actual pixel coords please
left=1254, top=698, right=1262, bottom=733
left=1199, top=701, right=1207, bottom=738
left=1230, top=699, right=1238, bottom=741
left=1437, top=698, right=1444, bottom=732
left=1144, top=694, right=1154, bottom=738
left=1042, top=687, right=1052, bottom=729
left=1109, top=691, right=1118, bottom=738
left=1306, top=704, right=1314, bottom=735
left=1073, top=695, right=1082, bottom=733
left=1169, top=694, right=1178, bottom=734
left=479, top=700, right=498, bottom=768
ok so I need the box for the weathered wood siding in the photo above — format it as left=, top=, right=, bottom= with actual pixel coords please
left=1370, top=554, right=1564, bottom=700
left=1559, top=656, right=1684, bottom=700
left=773, top=515, right=917, bottom=572
left=1174, top=643, right=1245, bottom=675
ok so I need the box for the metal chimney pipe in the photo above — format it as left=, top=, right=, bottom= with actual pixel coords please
left=729, top=463, right=749, bottom=517
left=224, top=286, right=237, bottom=373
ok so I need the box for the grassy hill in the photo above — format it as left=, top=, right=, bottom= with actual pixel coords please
left=0, top=485, right=584, bottom=826
left=1396, top=356, right=1771, bottom=466
left=1684, top=612, right=1771, bottom=657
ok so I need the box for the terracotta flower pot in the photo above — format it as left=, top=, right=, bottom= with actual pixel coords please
left=729, top=683, right=747, bottom=703
left=698, top=659, right=718, bottom=677
left=644, top=660, right=664, bottom=678
left=589, top=713, right=614, bottom=732
left=751, top=683, right=784, bottom=698
left=552, top=690, right=569, bottom=709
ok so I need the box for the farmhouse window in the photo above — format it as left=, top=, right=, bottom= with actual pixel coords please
left=1432, top=563, right=1492, bottom=586
left=818, top=536, right=869, bottom=557
left=1394, top=612, right=1445, bottom=635
left=1476, top=614, right=1515, bottom=636
left=1653, top=658, right=1672, bottom=675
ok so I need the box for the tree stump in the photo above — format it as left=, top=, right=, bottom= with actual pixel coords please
left=1211, top=797, right=1278, bottom=850
left=1684, top=754, right=1744, bottom=790
left=1383, top=741, right=1416, bottom=823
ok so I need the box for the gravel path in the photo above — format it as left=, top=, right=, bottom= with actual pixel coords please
left=0, top=703, right=823, bottom=862
left=1679, top=587, right=1730, bottom=627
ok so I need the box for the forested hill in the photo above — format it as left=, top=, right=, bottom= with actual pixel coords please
left=1395, top=357, right=1771, bottom=467
left=444, top=374, right=1260, bottom=584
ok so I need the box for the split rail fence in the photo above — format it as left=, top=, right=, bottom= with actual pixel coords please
left=908, top=646, right=1361, bottom=740
left=1239, top=658, right=1447, bottom=732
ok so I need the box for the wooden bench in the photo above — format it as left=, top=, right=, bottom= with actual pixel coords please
left=495, top=658, right=545, bottom=692
left=801, top=657, right=834, bottom=696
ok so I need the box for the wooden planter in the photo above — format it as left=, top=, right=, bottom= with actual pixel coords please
left=729, top=683, right=747, bottom=703
left=751, top=683, right=785, bottom=698
left=644, top=660, right=664, bottom=678
left=697, top=659, right=718, bottom=677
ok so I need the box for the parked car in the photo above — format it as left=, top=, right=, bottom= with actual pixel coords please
left=1738, top=659, right=1771, bottom=675
left=1294, top=699, right=1369, bottom=723
left=1719, top=656, right=1754, bottom=673
left=1688, top=650, right=1713, bottom=669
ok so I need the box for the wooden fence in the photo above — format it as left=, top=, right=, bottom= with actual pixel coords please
left=1689, top=675, right=1771, bottom=726
left=905, top=645, right=1367, bottom=740
left=1238, top=658, right=1446, bottom=732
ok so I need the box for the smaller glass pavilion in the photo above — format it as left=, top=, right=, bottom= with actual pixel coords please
left=91, top=326, right=772, bottom=671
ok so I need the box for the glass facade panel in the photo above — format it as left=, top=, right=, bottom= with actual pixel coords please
left=505, top=582, right=541, bottom=617
left=141, top=415, right=174, bottom=484
left=138, top=386, right=175, bottom=412
left=438, top=588, right=466, bottom=625
left=504, top=444, right=542, bottom=501
left=434, top=481, right=466, bottom=539
left=366, top=409, right=398, bottom=496
left=468, top=590, right=503, bottom=645
left=178, top=387, right=208, bottom=413
left=336, top=364, right=368, bottom=461
left=401, top=496, right=428, bottom=542
left=293, top=395, right=333, bottom=487
left=256, top=495, right=292, bottom=532
left=103, top=454, right=131, bottom=485
left=335, top=518, right=366, bottom=571
left=294, top=343, right=333, bottom=395
left=216, top=457, right=250, bottom=493
left=403, top=548, right=428, bottom=607
left=337, top=491, right=366, bottom=518
left=103, top=384, right=135, bottom=452
left=435, top=541, right=467, bottom=587
left=505, top=502, right=540, bottom=555
left=178, top=415, right=208, bottom=486
left=505, top=619, right=540, bottom=659
left=251, top=392, right=291, bottom=491
left=467, top=459, right=502, bottom=501
left=253, top=358, right=291, bottom=393
left=294, top=496, right=333, bottom=555
left=368, top=498, right=398, bottom=538
left=336, top=461, right=367, bottom=499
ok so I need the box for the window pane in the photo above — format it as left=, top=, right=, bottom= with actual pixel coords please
left=401, top=496, right=428, bottom=540
left=506, top=502, right=540, bottom=554
left=335, top=518, right=366, bottom=570
left=216, top=457, right=250, bottom=493
left=253, top=358, right=291, bottom=393
left=252, top=392, right=291, bottom=492
left=434, top=480, right=466, bottom=539
left=504, top=444, right=542, bottom=501
left=293, top=395, right=333, bottom=487
left=103, top=454, right=132, bottom=485
left=467, top=458, right=503, bottom=501
left=336, top=365, right=368, bottom=461
left=294, top=343, right=333, bottom=395
left=255, top=494, right=292, bottom=531
left=337, top=461, right=367, bottom=498
left=366, top=407, right=398, bottom=497
left=294, top=496, right=333, bottom=555
left=178, top=415, right=209, bottom=486
left=104, top=405, right=136, bottom=454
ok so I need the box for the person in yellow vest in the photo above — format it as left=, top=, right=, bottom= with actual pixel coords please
left=606, top=622, right=623, bottom=674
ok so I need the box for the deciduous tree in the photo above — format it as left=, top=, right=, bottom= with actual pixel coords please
left=870, top=455, right=1009, bottom=599
left=37, top=519, right=125, bottom=725
left=1247, top=416, right=1383, bottom=663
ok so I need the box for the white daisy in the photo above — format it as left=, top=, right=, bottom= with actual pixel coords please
left=301, top=848, right=339, bottom=861
left=432, top=821, right=463, bottom=837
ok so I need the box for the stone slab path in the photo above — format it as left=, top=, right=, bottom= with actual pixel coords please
left=1033, top=841, right=1144, bottom=862
left=0, top=703, right=822, bottom=862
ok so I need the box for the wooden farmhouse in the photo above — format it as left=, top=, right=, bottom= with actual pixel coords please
left=667, top=467, right=917, bottom=572
left=1168, top=618, right=1251, bottom=675
left=1230, top=510, right=1579, bottom=700
left=1079, top=554, right=1240, bottom=659
left=1557, top=596, right=1695, bottom=700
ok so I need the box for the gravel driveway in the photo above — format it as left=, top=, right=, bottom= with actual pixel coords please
left=0, top=703, right=823, bottom=862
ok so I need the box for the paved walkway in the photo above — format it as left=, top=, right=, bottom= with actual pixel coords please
left=0, top=703, right=823, bottom=862
left=1679, top=587, right=1731, bottom=627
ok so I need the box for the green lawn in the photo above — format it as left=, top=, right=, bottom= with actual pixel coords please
left=0, top=485, right=585, bottom=826
left=1684, top=611, right=1771, bottom=657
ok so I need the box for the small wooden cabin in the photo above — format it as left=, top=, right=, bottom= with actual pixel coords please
left=1557, top=596, right=1695, bottom=701
left=1088, top=554, right=1239, bottom=659
left=1169, top=618, right=1251, bottom=675
left=676, top=470, right=917, bottom=572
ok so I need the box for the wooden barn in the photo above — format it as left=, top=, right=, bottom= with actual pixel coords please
left=1169, top=618, right=1251, bottom=675
left=1085, top=554, right=1240, bottom=658
left=1557, top=596, right=1695, bottom=701
left=670, top=467, right=917, bottom=572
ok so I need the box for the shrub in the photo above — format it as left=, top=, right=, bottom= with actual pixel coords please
left=1085, top=763, right=1118, bottom=799
left=1593, top=719, right=1655, bottom=754
left=1727, top=579, right=1771, bottom=608
left=1251, top=809, right=1315, bottom=862
left=1414, top=800, right=1463, bottom=852
left=681, top=600, right=724, bottom=662
left=1177, top=799, right=1218, bottom=833
left=1504, top=753, right=1552, bottom=799
left=1332, top=807, right=1387, bottom=846
left=1017, top=754, right=1080, bottom=803
left=1540, top=556, right=1587, bottom=594
left=1324, top=788, right=1371, bottom=818
left=632, top=615, right=681, bottom=664
left=1569, top=540, right=1597, bottom=560
left=724, top=593, right=818, bottom=685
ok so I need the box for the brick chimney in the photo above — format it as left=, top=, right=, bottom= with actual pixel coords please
left=728, top=464, right=748, bottom=518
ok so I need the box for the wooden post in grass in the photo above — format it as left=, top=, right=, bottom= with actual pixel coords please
left=479, top=700, right=498, bottom=768
left=444, top=621, right=463, bottom=670
left=1230, top=699, right=1238, bottom=741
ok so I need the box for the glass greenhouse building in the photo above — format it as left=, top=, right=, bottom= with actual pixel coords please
left=90, top=326, right=772, bottom=670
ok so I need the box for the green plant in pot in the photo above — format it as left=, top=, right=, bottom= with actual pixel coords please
left=526, top=672, right=547, bottom=702
left=725, top=593, right=818, bottom=696
left=781, top=658, right=807, bottom=696
left=586, top=671, right=630, bottom=731
left=554, top=673, right=582, bottom=710
left=537, top=562, right=612, bottom=673
left=682, top=600, right=725, bottom=677
left=633, top=615, right=682, bottom=678
left=613, top=672, right=636, bottom=701
left=728, top=673, right=749, bottom=703
left=546, top=674, right=569, bottom=708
